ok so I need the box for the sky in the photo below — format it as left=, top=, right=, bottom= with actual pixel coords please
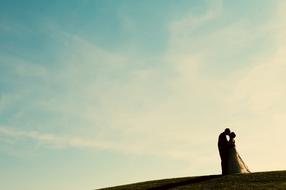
left=1, top=0, right=286, bottom=189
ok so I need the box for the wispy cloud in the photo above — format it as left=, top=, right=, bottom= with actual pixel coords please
left=0, top=127, right=114, bottom=149
left=0, top=126, right=207, bottom=165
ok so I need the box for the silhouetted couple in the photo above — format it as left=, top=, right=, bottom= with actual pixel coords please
left=218, top=128, right=250, bottom=175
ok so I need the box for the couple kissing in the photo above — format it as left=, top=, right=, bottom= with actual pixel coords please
left=218, top=128, right=250, bottom=175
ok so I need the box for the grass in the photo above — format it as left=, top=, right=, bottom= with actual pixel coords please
left=98, top=170, right=286, bottom=190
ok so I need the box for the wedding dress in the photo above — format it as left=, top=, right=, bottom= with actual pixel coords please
left=227, top=139, right=250, bottom=174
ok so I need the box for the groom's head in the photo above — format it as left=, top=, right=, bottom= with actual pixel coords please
left=224, top=128, right=231, bottom=135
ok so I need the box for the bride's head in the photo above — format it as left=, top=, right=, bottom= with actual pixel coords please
left=230, top=132, right=236, bottom=139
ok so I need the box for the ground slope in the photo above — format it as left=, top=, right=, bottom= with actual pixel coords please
left=98, top=170, right=286, bottom=190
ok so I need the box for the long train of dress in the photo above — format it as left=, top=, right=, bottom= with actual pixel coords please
left=227, top=145, right=250, bottom=174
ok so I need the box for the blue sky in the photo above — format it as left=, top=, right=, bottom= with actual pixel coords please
left=1, top=0, right=286, bottom=189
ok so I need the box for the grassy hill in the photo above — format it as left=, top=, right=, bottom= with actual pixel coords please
left=98, top=170, right=286, bottom=190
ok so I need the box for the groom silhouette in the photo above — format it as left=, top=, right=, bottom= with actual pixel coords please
left=218, top=128, right=231, bottom=175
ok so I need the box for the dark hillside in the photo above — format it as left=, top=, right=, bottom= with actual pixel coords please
left=98, top=170, right=286, bottom=190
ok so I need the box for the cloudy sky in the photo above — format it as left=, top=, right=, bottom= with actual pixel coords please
left=1, top=0, right=286, bottom=189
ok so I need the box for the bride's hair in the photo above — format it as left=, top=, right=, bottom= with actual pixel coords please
left=230, top=132, right=236, bottom=138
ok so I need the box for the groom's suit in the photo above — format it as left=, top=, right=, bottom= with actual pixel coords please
left=218, top=132, right=229, bottom=175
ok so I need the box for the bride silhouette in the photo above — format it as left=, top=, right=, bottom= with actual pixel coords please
left=226, top=132, right=250, bottom=174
